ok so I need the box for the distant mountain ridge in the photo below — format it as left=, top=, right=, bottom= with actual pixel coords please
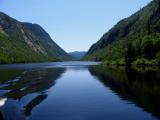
left=69, top=51, right=86, bottom=60
left=0, top=12, right=71, bottom=63
left=84, top=0, right=160, bottom=66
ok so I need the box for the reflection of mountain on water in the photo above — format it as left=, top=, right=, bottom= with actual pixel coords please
left=0, top=69, right=23, bottom=85
left=0, top=68, right=66, bottom=120
left=0, top=68, right=65, bottom=99
left=89, top=66, right=160, bottom=119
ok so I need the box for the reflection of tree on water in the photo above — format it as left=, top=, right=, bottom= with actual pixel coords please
left=89, top=66, right=160, bottom=119
left=0, top=68, right=66, bottom=119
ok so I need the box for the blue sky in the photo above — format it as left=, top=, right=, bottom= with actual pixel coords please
left=0, top=0, right=151, bottom=52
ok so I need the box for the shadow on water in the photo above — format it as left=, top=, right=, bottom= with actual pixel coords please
left=89, top=66, right=160, bottom=119
left=0, top=67, right=66, bottom=120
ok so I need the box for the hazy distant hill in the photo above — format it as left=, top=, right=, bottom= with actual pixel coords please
left=69, top=51, right=86, bottom=60
left=84, top=0, right=160, bottom=66
left=0, top=12, right=71, bottom=63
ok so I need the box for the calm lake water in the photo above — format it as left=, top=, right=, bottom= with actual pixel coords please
left=0, top=61, right=159, bottom=120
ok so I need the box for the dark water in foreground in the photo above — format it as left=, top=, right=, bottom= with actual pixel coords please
left=0, top=62, right=159, bottom=120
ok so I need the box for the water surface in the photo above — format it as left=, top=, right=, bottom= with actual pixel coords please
left=0, top=62, right=159, bottom=120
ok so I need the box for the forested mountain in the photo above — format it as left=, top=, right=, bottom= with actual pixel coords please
left=84, top=0, right=160, bottom=66
left=69, top=51, right=86, bottom=60
left=0, top=12, right=71, bottom=63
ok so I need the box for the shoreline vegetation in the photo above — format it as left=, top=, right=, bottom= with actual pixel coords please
left=101, top=58, right=160, bottom=67
left=100, top=63, right=160, bottom=72
left=0, top=59, right=61, bottom=64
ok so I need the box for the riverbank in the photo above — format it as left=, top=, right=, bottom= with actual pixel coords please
left=101, top=58, right=160, bottom=67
